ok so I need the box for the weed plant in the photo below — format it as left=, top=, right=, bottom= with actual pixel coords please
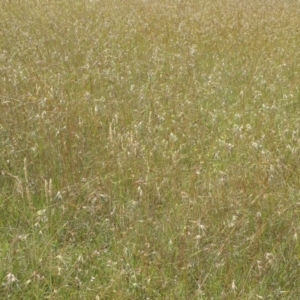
left=1, top=0, right=300, bottom=299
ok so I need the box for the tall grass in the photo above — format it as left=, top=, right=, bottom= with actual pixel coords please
left=1, top=0, right=300, bottom=298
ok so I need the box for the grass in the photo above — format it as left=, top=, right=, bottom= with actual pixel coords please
left=1, top=0, right=300, bottom=298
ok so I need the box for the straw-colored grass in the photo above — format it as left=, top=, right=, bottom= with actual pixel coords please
left=1, top=0, right=300, bottom=298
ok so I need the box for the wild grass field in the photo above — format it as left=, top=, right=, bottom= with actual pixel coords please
left=1, top=0, right=300, bottom=298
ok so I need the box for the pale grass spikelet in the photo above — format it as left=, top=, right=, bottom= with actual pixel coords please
left=56, top=267, right=62, bottom=276
left=24, top=157, right=33, bottom=209
left=56, top=255, right=66, bottom=264
left=3, top=273, right=19, bottom=288
left=34, top=209, right=48, bottom=228
left=228, top=215, right=238, bottom=228
left=256, top=212, right=262, bottom=227
left=265, top=252, right=274, bottom=266
left=49, top=178, right=53, bottom=202
left=231, top=279, right=237, bottom=292
left=17, top=234, right=29, bottom=241
left=44, top=179, right=48, bottom=204
left=137, top=186, right=143, bottom=199
left=55, top=191, right=63, bottom=201
left=24, top=157, right=29, bottom=186
left=293, top=230, right=298, bottom=241
left=24, top=279, right=31, bottom=287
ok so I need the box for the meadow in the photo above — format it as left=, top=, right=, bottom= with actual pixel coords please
left=1, top=0, right=300, bottom=298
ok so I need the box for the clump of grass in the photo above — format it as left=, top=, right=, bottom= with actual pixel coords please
left=1, top=0, right=300, bottom=298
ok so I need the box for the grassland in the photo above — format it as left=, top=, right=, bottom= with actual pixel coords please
left=1, top=0, right=300, bottom=298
